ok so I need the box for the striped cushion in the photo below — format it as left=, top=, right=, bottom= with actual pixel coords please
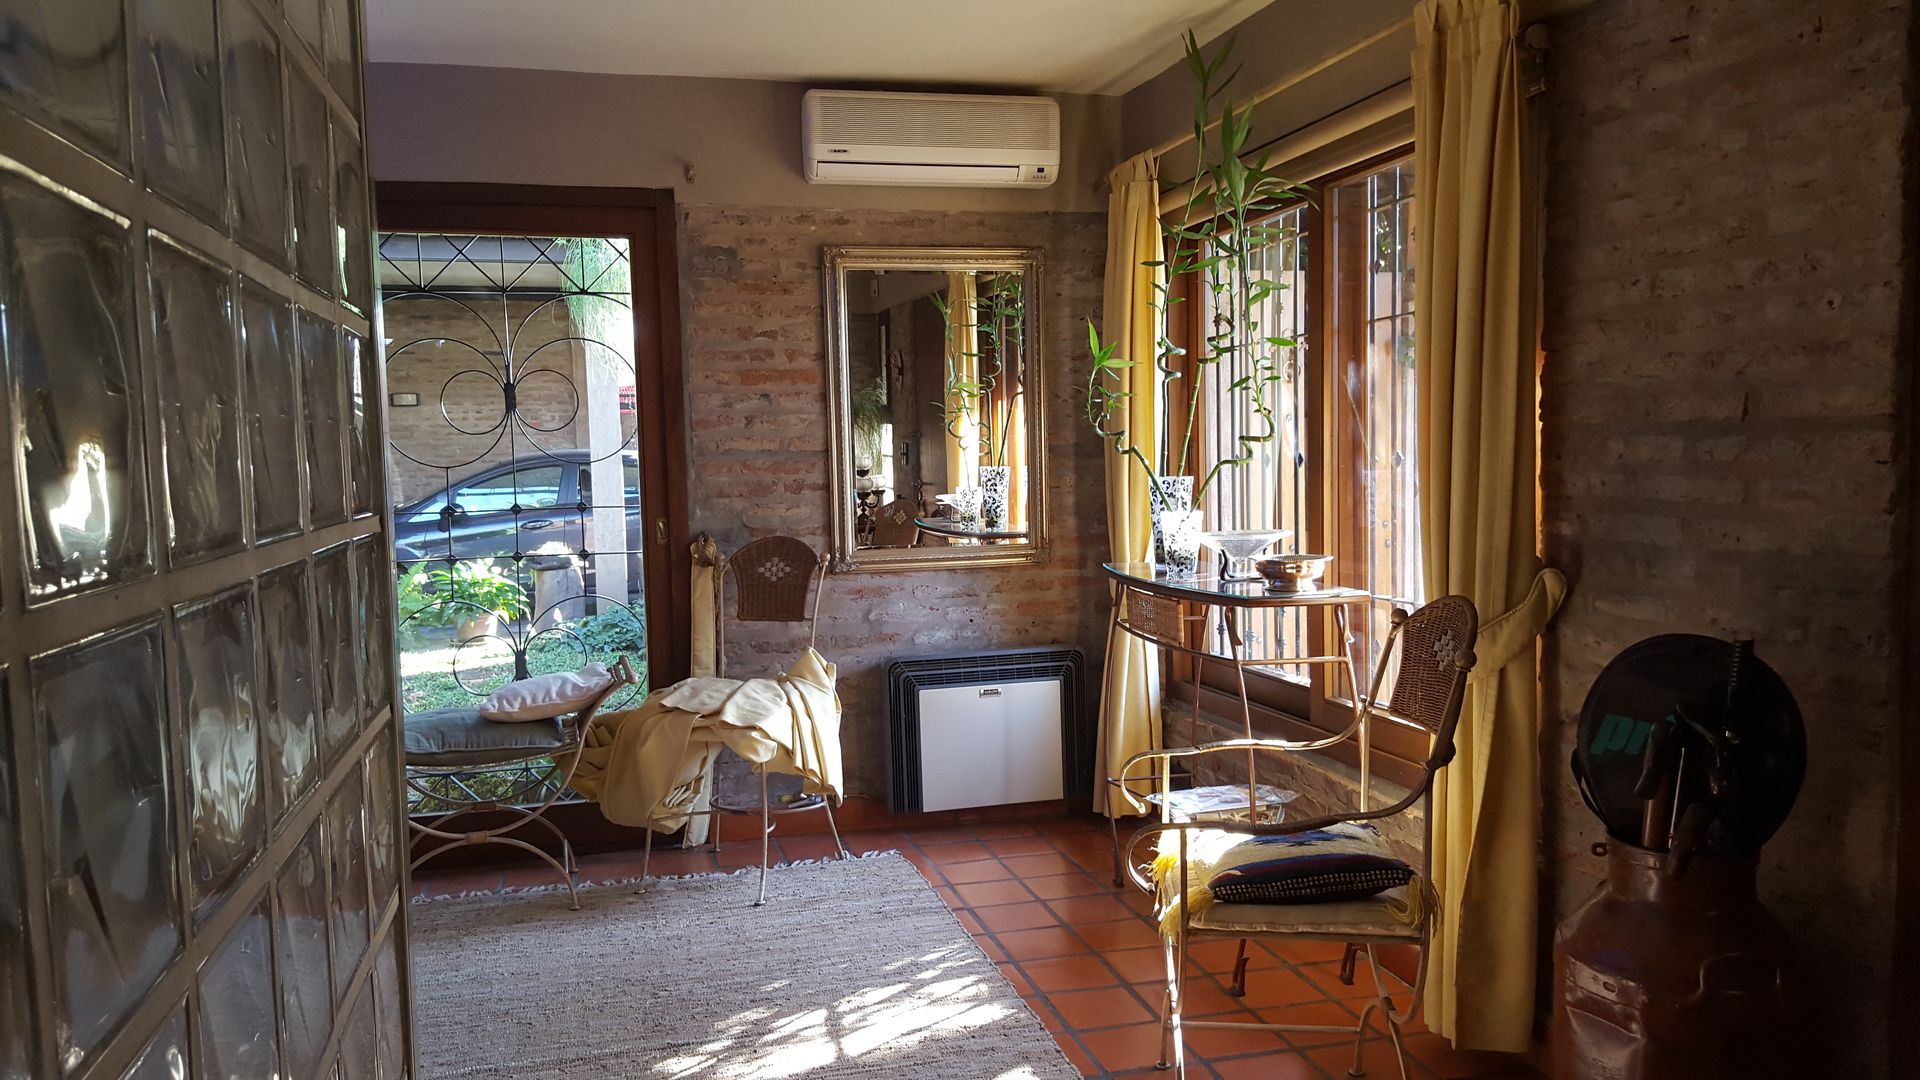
left=1206, top=822, right=1411, bottom=905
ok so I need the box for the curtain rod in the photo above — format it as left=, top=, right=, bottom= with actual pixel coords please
left=1143, top=15, right=1415, bottom=162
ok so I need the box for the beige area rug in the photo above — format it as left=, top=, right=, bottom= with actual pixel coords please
left=409, top=854, right=1080, bottom=1079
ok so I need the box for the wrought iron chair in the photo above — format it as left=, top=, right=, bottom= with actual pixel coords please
left=869, top=496, right=922, bottom=547
left=1118, top=595, right=1478, bottom=1080
left=640, top=535, right=850, bottom=904
left=404, top=655, right=639, bottom=910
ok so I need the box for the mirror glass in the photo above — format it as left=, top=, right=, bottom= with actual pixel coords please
left=826, top=247, right=1045, bottom=571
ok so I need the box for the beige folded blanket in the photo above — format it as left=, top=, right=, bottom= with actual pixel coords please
left=560, top=648, right=841, bottom=829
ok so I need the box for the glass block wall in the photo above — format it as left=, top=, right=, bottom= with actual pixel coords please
left=0, top=1, right=408, bottom=1079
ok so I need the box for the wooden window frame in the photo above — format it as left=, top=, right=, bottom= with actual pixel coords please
left=1165, top=147, right=1429, bottom=787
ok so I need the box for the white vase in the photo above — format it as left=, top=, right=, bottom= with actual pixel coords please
left=1149, top=475, right=1199, bottom=576
left=979, top=465, right=1011, bottom=530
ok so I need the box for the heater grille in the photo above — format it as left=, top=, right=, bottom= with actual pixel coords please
left=886, top=646, right=1088, bottom=813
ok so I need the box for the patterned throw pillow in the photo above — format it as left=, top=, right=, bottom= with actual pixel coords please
left=1205, top=822, right=1412, bottom=905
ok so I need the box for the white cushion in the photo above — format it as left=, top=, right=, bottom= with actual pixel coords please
left=479, top=663, right=613, bottom=722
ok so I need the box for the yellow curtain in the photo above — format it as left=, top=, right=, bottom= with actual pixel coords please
left=1093, top=153, right=1164, bottom=816
left=1005, top=389, right=1029, bottom=531
left=1413, top=0, right=1562, bottom=1051
left=942, top=271, right=980, bottom=492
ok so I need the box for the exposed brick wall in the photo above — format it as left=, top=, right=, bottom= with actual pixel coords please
left=1539, top=0, right=1912, bottom=1071
left=680, top=205, right=1111, bottom=798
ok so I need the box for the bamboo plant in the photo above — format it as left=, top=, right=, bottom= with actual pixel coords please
left=932, top=272, right=1026, bottom=469
left=1084, top=30, right=1308, bottom=510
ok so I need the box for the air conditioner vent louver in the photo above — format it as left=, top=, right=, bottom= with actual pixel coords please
left=803, top=89, right=1061, bottom=188
left=810, top=94, right=1057, bottom=151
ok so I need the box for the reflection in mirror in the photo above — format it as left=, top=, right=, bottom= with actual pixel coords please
left=826, top=247, right=1045, bottom=572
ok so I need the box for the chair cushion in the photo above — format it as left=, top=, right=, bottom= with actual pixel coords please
left=1150, top=823, right=1424, bottom=940
left=478, top=662, right=613, bottom=721
left=1206, top=823, right=1412, bottom=905
left=403, top=708, right=568, bottom=768
left=1146, top=783, right=1296, bottom=823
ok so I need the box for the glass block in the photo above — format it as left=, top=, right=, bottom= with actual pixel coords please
left=326, top=771, right=369, bottom=996
left=373, top=931, right=405, bottom=1080
left=241, top=284, right=302, bottom=541
left=290, top=69, right=333, bottom=291
left=194, top=900, right=281, bottom=1080
left=151, top=237, right=243, bottom=561
left=176, top=586, right=261, bottom=916
left=259, top=562, right=320, bottom=816
left=339, top=980, right=376, bottom=1080
left=32, top=620, right=178, bottom=1073
left=223, top=0, right=289, bottom=264
left=0, top=671, right=29, bottom=1080
left=352, top=537, right=389, bottom=715
left=333, top=129, right=371, bottom=313
left=302, top=311, right=347, bottom=526
left=136, top=0, right=224, bottom=219
left=362, top=731, right=397, bottom=912
left=285, top=0, right=322, bottom=61
left=119, top=1006, right=187, bottom=1080
left=347, top=331, right=375, bottom=516
left=323, top=0, right=360, bottom=116
left=0, top=0, right=129, bottom=162
left=273, top=822, right=331, bottom=1080
left=0, top=172, right=152, bottom=603
left=313, top=543, right=357, bottom=759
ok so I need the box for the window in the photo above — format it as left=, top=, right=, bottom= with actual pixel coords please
left=453, top=464, right=564, bottom=512
left=1174, top=152, right=1425, bottom=757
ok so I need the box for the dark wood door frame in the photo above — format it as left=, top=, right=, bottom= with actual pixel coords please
left=375, top=182, right=693, bottom=685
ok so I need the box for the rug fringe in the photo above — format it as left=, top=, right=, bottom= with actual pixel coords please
left=411, top=848, right=906, bottom=904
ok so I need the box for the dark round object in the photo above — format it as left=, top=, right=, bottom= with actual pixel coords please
left=1572, top=634, right=1804, bottom=853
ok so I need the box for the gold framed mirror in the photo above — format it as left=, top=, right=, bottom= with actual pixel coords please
left=823, top=246, right=1047, bottom=572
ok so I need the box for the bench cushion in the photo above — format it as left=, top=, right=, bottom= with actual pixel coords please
left=403, top=707, right=568, bottom=768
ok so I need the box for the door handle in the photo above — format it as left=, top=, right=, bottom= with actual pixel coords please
left=525, top=518, right=555, bottom=530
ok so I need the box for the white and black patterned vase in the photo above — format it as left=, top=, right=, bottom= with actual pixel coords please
left=979, top=465, right=1011, bottom=530
left=1149, top=475, right=1201, bottom=577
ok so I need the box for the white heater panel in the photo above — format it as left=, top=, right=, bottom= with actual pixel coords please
left=917, top=678, right=1063, bottom=812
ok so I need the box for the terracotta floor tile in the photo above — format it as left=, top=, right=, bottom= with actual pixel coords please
left=970, top=821, right=1041, bottom=840
left=776, top=835, right=846, bottom=861
left=999, top=925, right=1094, bottom=961
left=1105, top=946, right=1170, bottom=984
left=1050, top=985, right=1157, bottom=1031
left=1078, top=1021, right=1172, bottom=1073
left=978, top=901, right=1062, bottom=933
left=839, top=830, right=907, bottom=854
left=1305, top=1034, right=1423, bottom=1078
left=1233, top=966, right=1325, bottom=1010
left=922, top=840, right=994, bottom=864
left=1053, top=1033, right=1100, bottom=1077
left=1179, top=1014, right=1291, bottom=1060
left=953, top=909, right=986, bottom=935
left=986, top=835, right=1059, bottom=857
left=942, top=858, right=1016, bottom=884
left=953, top=878, right=1036, bottom=907
left=1403, top=1032, right=1532, bottom=1079
left=418, top=869, right=500, bottom=897
left=996, top=961, right=1038, bottom=998
left=1045, top=893, right=1138, bottom=924
left=1051, top=829, right=1118, bottom=852
left=1267, top=938, right=1354, bottom=964
left=1023, top=954, right=1122, bottom=992
left=1258, top=1002, right=1358, bottom=1048
left=974, top=937, right=1011, bottom=962
left=1298, top=959, right=1402, bottom=1001
left=1075, top=917, right=1163, bottom=953
left=1004, top=852, right=1083, bottom=877
left=1209, top=1050, right=1327, bottom=1079
left=1025, top=872, right=1110, bottom=901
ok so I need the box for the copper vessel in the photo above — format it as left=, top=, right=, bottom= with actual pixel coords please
left=1550, top=843, right=1796, bottom=1079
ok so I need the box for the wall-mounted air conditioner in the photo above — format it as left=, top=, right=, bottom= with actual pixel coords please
left=802, top=89, right=1060, bottom=188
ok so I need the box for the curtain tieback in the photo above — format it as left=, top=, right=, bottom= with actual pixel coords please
left=1466, top=568, right=1567, bottom=684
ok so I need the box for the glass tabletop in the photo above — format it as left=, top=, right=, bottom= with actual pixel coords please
left=916, top=517, right=1028, bottom=541
left=1102, top=562, right=1370, bottom=608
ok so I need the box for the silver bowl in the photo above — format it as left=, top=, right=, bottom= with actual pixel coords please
left=1254, top=553, right=1334, bottom=593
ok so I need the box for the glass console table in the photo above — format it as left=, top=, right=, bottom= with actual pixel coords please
left=1100, top=561, right=1373, bottom=883
left=914, top=517, right=1028, bottom=543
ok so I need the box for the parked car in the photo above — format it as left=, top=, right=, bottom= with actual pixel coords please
left=392, top=450, right=645, bottom=598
